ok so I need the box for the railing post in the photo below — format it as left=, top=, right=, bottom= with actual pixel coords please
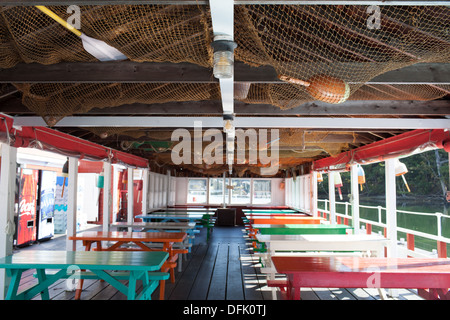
left=437, top=241, right=447, bottom=258
left=406, top=233, right=415, bottom=258
left=366, top=223, right=372, bottom=235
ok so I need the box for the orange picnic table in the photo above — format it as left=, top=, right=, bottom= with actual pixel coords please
left=69, top=231, right=187, bottom=300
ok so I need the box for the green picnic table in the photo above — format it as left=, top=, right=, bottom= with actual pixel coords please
left=0, top=250, right=169, bottom=300
left=251, top=224, right=352, bottom=235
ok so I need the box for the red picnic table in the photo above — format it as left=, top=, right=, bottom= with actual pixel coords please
left=271, top=256, right=450, bottom=300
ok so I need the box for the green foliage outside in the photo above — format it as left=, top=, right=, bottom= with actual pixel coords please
left=318, top=149, right=450, bottom=199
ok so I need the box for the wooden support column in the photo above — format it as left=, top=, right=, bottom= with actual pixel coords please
left=102, top=162, right=112, bottom=233
left=0, top=143, right=17, bottom=300
left=350, top=164, right=360, bottom=234
left=385, top=158, right=398, bottom=258
left=127, top=167, right=134, bottom=229
left=328, top=172, right=336, bottom=224
left=66, top=157, right=78, bottom=252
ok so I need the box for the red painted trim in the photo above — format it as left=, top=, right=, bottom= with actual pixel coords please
left=313, top=129, right=450, bottom=171
left=0, top=113, right=148, bottom=168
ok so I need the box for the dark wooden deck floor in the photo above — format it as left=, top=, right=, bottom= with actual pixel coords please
left=15, top=225, right=421, bottom=301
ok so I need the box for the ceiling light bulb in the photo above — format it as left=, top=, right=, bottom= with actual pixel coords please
left=213, top=51, right=234, bottom=79
left=211, top=39, right=237, bottom=80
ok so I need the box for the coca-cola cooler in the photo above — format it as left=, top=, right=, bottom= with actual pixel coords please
left=36, top=170, right=56, bottom=241
left=14, top=168, right=39, bottom=247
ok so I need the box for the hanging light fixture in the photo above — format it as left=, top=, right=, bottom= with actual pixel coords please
left=395, top=159, right=411, bottom=192
left=211, top=36, right=237, bottom=79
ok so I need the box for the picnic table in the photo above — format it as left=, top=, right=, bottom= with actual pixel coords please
left=243, top=209, right=300, bottom=214
left=0, top=250, right=169, bottom=300
left=247, top=216, right=325, bottom=225
left=136, top=213, right=216, bottom=241
left=256, top=233, right=388, bottom=275
left=251, top=224, right=352, bottom=235
left=110, top=221, right=196, bottom=232
left=257, top=233, right=388, bottom=257
left=157, top=208, right=217, bottom=213
left=110, top=221, right=197, bottom=252
left=69, top=231, right=187, bottom=299
left=271, top=256, right=450, bottom=300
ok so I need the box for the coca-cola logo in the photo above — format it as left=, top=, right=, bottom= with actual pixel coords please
left=19, top=198, right=35, bottom=217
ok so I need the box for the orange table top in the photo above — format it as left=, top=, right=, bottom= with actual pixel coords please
left=69, top=231, right=187, bottom=243
left=249, top=217, right=324, bottom=225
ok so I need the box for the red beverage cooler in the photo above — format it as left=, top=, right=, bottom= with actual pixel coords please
left=14, top=168, right=39, bottom=247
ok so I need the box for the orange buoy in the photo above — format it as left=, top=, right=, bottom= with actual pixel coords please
left=279, top=74, right=350, bottom=104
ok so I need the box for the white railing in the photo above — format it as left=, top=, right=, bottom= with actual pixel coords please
left=317, top=199, right=450, bottom=258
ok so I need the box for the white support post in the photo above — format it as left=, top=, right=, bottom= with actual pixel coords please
left=310, top=171, right=318, bottom=217
left=222, top=172, right=227, bottom=208
left=112, top=165, right=119, bottom=223
left=65, top=157, right=78, bottom=291
left=142, top=168, right=149, bottom=214
left=328, top=172, right=336, bottom=224
left=166, top=170, right=171, bottom=207
left=66, top=157, right=78, bottom=252
left=0, top=144, right=17, bottom=300
left=102, top=162, right=112, bottom=233
left=127, top=167, right=134, bottom=230
left=385, top=158, right=398, bottom=258
left=149, top=172, right=156, bottom=209
left=350, top=164, right=360, bottom=234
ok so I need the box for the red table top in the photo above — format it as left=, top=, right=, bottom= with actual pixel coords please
left=272, top=256, right=450, bottom=274
left=69, top=231, right=187, bottom=243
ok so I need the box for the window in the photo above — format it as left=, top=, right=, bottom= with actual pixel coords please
left=187, top=179, right=207, bottom=204
left=230, top=179, right=251, bottom=204
left=253, top=180, right=271, bottom=204
left=209, top=178, right=227, bottom=204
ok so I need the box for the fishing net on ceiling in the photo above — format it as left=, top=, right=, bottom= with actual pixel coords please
left=85, top=127, right=354, bottom=163
left=0, top=4, right=448, bottom=122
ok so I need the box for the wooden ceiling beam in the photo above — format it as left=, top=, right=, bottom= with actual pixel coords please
left=2, top=98, right=449, bottom=116
left=1, top=61, right=448, bottom=85
left=2, top=1, right=447, bottom=5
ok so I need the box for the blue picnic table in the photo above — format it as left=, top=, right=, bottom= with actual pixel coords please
left=136, top=212, right=215, bottom=241
left=0, top=250, right=169, bottom=300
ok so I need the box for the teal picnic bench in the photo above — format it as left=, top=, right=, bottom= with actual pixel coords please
left=0, top=250, right=169, bottom=300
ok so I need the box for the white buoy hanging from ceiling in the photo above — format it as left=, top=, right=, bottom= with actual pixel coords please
left=333, top=171, right=343, bottom=200
left=395, top=159, right=411, bottom=192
